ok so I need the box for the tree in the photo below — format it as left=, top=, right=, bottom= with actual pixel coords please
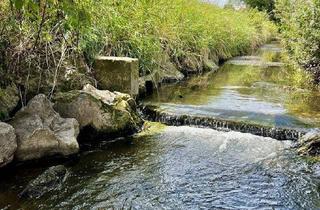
left=244, top=0, right=275, bottom=14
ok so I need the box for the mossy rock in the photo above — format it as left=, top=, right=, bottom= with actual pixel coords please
left=298, top=131, right=320, bottom=158
left=54, top=91, right=81, bottom=103
left=53, top=84, right=143, bottom=139
left=135, top=121, right=167, bottom=137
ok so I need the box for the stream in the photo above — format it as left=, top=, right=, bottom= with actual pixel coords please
left=1, top=43, right=320, bottom=209
left=144, top=42, right=320, bottom=129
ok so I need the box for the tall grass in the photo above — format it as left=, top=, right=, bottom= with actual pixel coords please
left=94, top=0, right=276, bottom=75
left=276, top=0, right=320, bottom=84
left=0, top=0, right=275, bottom=100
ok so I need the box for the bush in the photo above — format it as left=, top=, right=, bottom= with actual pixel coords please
left=244, top=0, right=275, bottom=13
left=276, top=0, right=320, bottom=83
left=0, top=0, right=275, bottom=103
left=0, top=0, right=98, bottom=101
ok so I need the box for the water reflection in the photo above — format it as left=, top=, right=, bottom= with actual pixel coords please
left=145, top=44, right=320, bottom=128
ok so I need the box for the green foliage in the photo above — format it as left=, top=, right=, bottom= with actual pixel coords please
left=244, top=0, right=275, bottom=12
left=276, top=0, right=320, bottom=83
left=0, top=85, right=19, bottom=121
left=244, top=0, right=275, bottom=20
left=0, top=0, right=97, bottom=99
left=95, top=1, right=275, bottom=75
left=0, top=0, right=275, bottom=101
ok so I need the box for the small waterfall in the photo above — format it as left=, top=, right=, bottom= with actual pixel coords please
left=141, top=105, right=308, bottom=141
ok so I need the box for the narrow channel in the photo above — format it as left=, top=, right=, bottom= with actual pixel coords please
left=144, top=42, right=320, bottom=130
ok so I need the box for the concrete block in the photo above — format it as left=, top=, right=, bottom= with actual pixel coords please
left=94, top=56, right=139, bottom=97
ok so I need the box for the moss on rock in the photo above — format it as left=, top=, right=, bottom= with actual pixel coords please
left=135, top=121, right=167, bottom=137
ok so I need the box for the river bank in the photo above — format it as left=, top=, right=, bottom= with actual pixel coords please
left=0, top=0, right=276, bottom=122
left=276, top=0, right=320, bottom=84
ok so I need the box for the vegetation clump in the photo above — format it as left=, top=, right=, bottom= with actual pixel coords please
left=0, top=85, right=19, bottom=120
left=276, top=0, right=320, bottom=84
left=244, top=0, right=275, bottom=18
left=0, top=0, right=275, bottom=104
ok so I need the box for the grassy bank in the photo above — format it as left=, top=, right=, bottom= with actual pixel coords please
left=276, top=0, right=320, bottom=85
left=0, top=0, right=275, bottom=103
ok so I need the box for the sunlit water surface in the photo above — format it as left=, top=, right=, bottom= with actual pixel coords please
left=1, top=126, right=320, bottom=209
left=145, top=43, right=320, bottom=128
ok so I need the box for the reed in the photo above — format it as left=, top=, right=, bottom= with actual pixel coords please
left=0, top=0, right=276, bottom=99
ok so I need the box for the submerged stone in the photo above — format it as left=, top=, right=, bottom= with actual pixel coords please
left=10, top=94, right=79, bottom=161
left=94, top=56, right=139, bottom=97
left=226, top=56, right=284, bottom=67
left=0, top=122, right=17, bottom=167
left=54, top=84, right=143, bottom=139
left=19, top=165, right=68, bottom=199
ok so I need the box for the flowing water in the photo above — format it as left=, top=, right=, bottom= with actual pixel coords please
left=1, top=43, right=320, bottom=209
left=1, top=127, right=320, bottom=209
left=145, top=43, right=320, bottom=129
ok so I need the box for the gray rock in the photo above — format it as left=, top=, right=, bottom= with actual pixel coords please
left=149, top=53, right=185, bottom=84
left=139, top=68, right=184, bottom=96
left=54, top=84, right=143, bottom=137
left=158, top=68, right=185, bottom=83
left=0, top=122, right=17, bottom=167
left=298, top=130, right=320, bottom=156
left=10, top=94, right=79, bottom=161
left=19, top=165, right=68, bottom=199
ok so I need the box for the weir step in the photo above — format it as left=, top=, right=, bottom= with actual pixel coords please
left=141, top=105, right=309, bottom=141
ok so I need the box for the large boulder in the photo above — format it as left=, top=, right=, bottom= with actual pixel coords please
left=0, top=122, right=17, bottom=167
left=54, top=84, right=143, bottom=138
left=298, top=130, right=320, bottom=157
left=19, top=165, right=68, bottom=199
left=10, top=94, right=79, bottom=161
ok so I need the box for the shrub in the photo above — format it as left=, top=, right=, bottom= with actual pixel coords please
left=244, top=0, right=275, bottom=13
left=276, top=0, right=320, bottom=83
left=244, top=0, right=275, bottom=20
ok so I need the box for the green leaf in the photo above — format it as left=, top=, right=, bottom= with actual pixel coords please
left=13, top=0, right=24, bottom=10
left=27, top=1, right=39, bottom=13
